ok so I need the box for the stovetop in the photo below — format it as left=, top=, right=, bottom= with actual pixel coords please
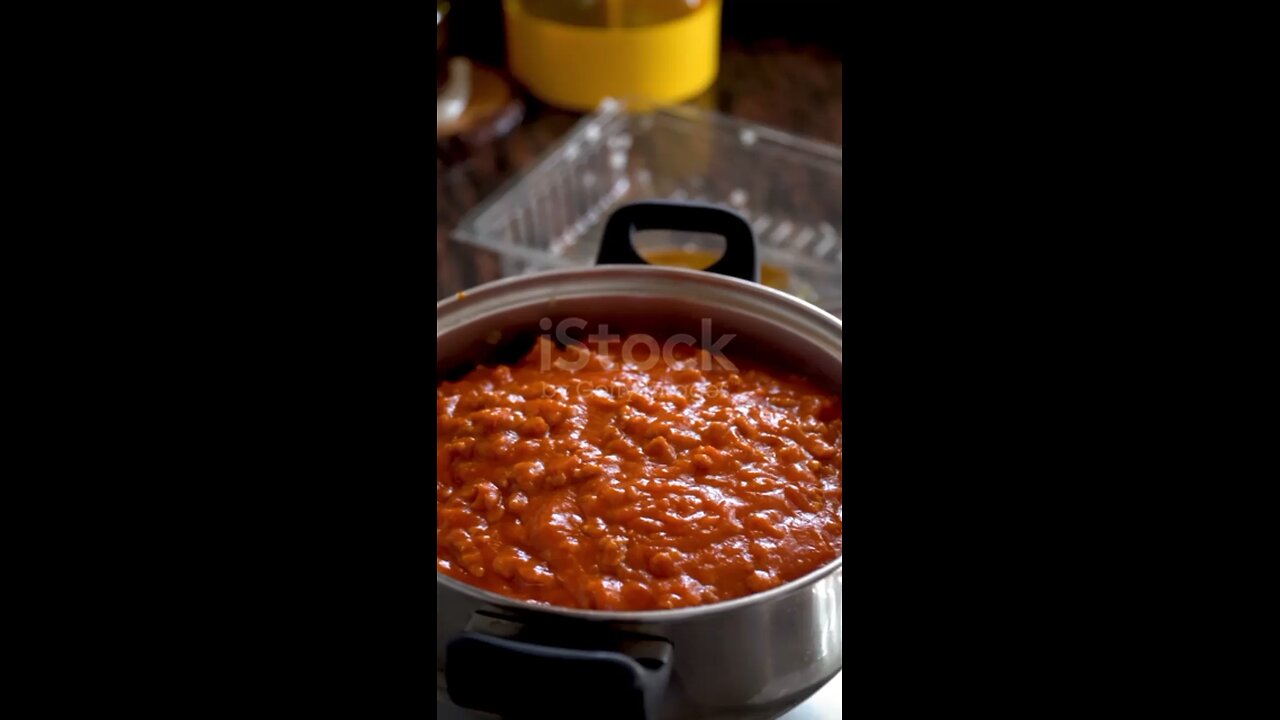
left=436, top=670, right=841, bottom=720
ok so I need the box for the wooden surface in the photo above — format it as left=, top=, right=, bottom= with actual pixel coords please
left=436, top=39, right=842, bottom=300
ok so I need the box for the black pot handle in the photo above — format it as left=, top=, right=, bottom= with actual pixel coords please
left=447, top=629, right=671, bottom=720
left=596, top=200, right=760, bottom=283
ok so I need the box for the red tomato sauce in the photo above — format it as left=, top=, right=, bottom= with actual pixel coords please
left=437, top=336, right=842, bottom=611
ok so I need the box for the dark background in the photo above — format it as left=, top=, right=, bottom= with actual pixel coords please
left=436, top=1, right=843, bottom=298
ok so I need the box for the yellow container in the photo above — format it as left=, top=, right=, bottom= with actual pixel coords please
left=504, top=0, right=721, bottom=112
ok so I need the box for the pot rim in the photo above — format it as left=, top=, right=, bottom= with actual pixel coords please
left=437, top=264, right=843, bottom=622
left=436, top=551, right=841, bottom=622
left=436, top=265, right=842, bottom=331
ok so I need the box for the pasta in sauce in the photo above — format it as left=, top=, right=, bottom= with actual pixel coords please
left=437, top=335, right=842, bottom=611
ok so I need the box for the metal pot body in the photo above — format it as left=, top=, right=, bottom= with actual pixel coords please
left=436, top=265, right=842, bottom=720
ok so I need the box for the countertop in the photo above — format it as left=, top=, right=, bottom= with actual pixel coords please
left=436, top=39, right=842, bottom=300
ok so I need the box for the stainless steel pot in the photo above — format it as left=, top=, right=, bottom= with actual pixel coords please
left=437, top=202, right=842, bottom=720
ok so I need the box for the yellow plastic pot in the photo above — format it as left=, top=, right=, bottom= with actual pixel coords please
left=504, top=0, right=721, bottom=112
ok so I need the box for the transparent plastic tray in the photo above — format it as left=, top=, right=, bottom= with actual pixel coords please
left=453, top=100, right=843, bottom=317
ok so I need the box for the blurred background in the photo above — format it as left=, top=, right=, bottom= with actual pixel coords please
left=437, top=0, right=843, bottom=312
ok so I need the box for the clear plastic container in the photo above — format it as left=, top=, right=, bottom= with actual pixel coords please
left=453, top=100, right=843, bottom=317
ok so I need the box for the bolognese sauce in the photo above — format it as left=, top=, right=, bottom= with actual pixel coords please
left=436, top=335, right=842, bottom=611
